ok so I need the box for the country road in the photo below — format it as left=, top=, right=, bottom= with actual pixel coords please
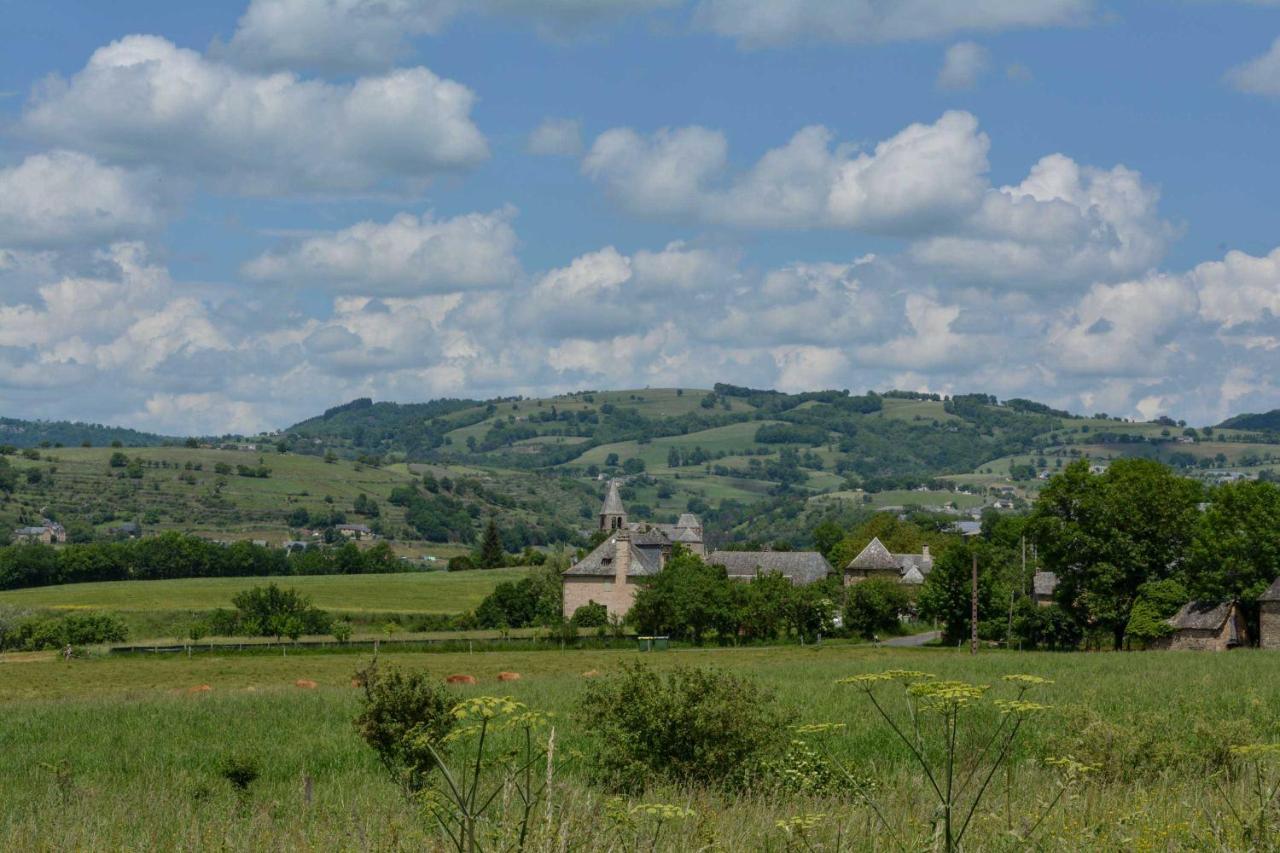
left=882, top=631, right=941, bottom=647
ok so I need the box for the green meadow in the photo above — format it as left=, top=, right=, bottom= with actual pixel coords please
left=1, top=644, right=1277, bottom=849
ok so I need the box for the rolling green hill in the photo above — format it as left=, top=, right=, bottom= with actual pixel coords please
left=0, top=416, right=171, bottom=449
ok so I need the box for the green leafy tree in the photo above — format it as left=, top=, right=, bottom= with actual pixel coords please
left=231, top=583, right=331, bottom=641
left=629, top=552, right=733, bottom=644
left=1028, top=458, right=1201, bottom=649
left=844, top=576, right=910, bottom=639
left=1124, top=578, right=1188, bottom=646
left=810, top=520, right=844, bottom=563
left=917, top=540, right=1003, bottom=645
left=1186, top=479, right=1280, bottom=634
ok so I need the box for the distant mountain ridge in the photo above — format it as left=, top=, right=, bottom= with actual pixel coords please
left=1217, top=410, right=1280, bottom=431
left=0, top=416, right=171, bottom=448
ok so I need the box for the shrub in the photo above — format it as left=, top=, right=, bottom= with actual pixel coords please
left=353, top=661, right=456, bottom=794
left=577, top=662, right=789, bottom=791
left=571, top=601, right=608, bottom=628
left=231, top=583, right=331, bottom=640
left=844, top=577, right=909, bottom=639
left=5, top=612, right=127, bottom=650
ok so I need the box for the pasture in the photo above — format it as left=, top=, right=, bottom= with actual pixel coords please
left=1, top=643, right=1277, bottom=849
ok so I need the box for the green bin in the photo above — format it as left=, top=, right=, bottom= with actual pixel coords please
left=637, top=635, right=669, bottom=651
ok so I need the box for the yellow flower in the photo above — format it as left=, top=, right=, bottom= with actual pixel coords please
left=1002, top=674, right=1054, bottom=686
left=630, top=803, right=695, bottom=820
left=993, top=699, right=1050, bottom=715
left=792, top=722, right=846, bottom=735
left=776, top=813, right=827, bottom=834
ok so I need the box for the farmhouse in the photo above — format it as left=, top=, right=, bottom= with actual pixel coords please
left=336, top=523, right=372, bottom=540
left=1150, top=600, right=1248, bottom=651
left=1260, top=577, right=1280, bottom=650
left=11, top=518, right=66, bottom=544
left=1032, top=571, right=1058, bottom=606
left=843, top=537, right=933, bottom=585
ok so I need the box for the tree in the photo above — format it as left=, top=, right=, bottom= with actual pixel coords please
left=844, top=577, right=909, bottom=639
left=1186, top=479, right=1280, bottom=636
left=1028, top=458, right=1201, bottom=649
left=571, top=601, right=608, bottom=628
left=231, top=583, right=331, bottom=641
left=629, top=552, right=733, bottom=644
left=917, top=540, right=1003, bottom=645
left=476, top=518, right=505, bottom=569
left=810, top=520, right=844, bottom=563
left=108, top=451, right=128, bottom=468
left=1124, top=578, right=1188, bottom=647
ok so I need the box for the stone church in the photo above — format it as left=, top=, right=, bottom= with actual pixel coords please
left=561, top=480, right=705, bottom=620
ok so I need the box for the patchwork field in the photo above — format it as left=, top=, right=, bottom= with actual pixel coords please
left=1, top=643, right=1277, bottom=849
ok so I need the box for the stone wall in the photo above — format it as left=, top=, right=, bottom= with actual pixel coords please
left=1262, top=602, right=1280, bottom=651
left=562, top=576, right=637, bottom=620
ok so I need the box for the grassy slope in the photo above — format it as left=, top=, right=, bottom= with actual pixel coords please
left=0, top=567, right=530, bottom=615
left=0, top=645, right=1277, bottom=848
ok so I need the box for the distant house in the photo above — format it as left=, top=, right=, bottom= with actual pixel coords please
left=1150, top=601, right=1248, bottom=651
left=1032, top=571, right=1058, bottom=606
left=844, top=537, right=934, bottom=586
left=336, top=523, right=372, bottom=539
left=706, top=550, right=832, bottom=586
left=950, top=521, right=982, bottom=537
left=1260, top=578, right=1280, bottom=650
left=11, top=518, right=66, bottom=544
left=109, top=522, right=142, bottom=539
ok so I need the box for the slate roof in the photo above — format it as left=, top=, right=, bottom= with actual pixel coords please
left=898, top=553, right=934, bottom=577
left=901, top=565, right=926, bottom=585
left=675, top=513, right=702, bottom=529
left=847, top=537, right=901, bottom=572
left=600, top=479, right=625, bottom=516
left=1168, top=600, right=1236, bottom=631
left=1033, top=571, right=1058, bottom=598
left=952, top=521, right=983, bottom=537
left=668, top=526, right=703, bottom=544
left=1260, top=576, right=1280, bottom=602
left=563, top=535, right=664, bottom=577
left=707, top=550, right=832, bottom=585
left=14, top=526, right=47, bottom=536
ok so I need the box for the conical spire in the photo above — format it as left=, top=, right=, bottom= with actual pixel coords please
left=599, top=479, right=627, bottom=531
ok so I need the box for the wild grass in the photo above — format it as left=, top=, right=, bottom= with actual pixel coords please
left=1, top=645, right=1277, bottom=849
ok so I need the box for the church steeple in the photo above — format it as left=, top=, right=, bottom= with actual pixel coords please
left=599, top=478, right=627, bottom=532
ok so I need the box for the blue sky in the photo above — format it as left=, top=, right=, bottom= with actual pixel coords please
left=1, top=0, right=1279, bottom=434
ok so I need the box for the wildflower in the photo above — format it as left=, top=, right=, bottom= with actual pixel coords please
left=993, top=699, right=1050, bottom=715
left=451, top=695, right=525, bottom=720
left=1002, top=674, right=1054, bottom=687
left=1045, top=755, right=1100, bottom=777
left=1229, top=743, right=1280, bottom=761
left=908, top=680, right=988, bottom=710
left=792, top=722, right=846, bottom=735
left=630, top=802, right=695, bottom=820
left=776, top=813, right=827, bottom=834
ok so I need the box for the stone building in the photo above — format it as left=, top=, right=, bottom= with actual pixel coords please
left=11, top=518, right=66, bottom=545
left=706, top=550, right=832, bottom=586
left=1150, top=600, right=1248, bottom=651
left=1032, top=571, right=1058, bottom=606
left=561, top=480, right=704, bottom=620
left=1260, top=577, right=1280, bottom=650
left=843, top=537, right=934, bottom=585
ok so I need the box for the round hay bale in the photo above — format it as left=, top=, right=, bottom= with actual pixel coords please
left=294, top=679, right=318, bottom=689
left=445, top=674, right=478, bottom=685
left=497, top=671, right=521, bottom=682
left=187, top=684, right=213, bottom=694
left=581, top=669, right=600, bottom=678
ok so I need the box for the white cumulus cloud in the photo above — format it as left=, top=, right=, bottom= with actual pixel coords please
left=22, top=35, right=488, bottom=195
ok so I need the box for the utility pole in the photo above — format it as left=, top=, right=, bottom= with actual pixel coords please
left=970, top=551, right=979, bottom=655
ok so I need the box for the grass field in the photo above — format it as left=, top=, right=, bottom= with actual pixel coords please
left=1, top=643, right=1277, bottom=849
left=0, top=568, right=530, bottom=615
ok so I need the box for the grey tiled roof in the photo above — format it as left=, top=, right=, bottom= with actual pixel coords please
left=1168, top=600, right=1235, bottom=631
left=676, top=513, right=702, bottom=529
left=847, top=537, right=902, bottom=572
left=563, top=536, right=663, bottom=577
left=1260, top=576, right=1280, bottom=602
left=707, top=550, right=832, bottom=585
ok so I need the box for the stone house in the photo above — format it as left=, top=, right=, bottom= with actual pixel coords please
left=11, top=518, right=66, bottom=544
left=1260, top=577, right=1280, bottom=650
left=1032, top=571, right=1058, bottom=606
left=1150, top=600, right=1248, bottom=651
left=843, top=537, right=933, bottom=586
left=336, top=523, right=372, bottom=540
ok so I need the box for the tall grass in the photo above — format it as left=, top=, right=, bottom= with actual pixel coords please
left=0, top=645, right=1278, bottom=849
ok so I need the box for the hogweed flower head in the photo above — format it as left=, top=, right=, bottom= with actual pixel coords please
left=776, top=813, right=827, bottom=835
left=907, top=680, right=988, bottom=710
left=1002, top=674, right=1054, bottom=687
left=792, top=722, right=846, bottom=735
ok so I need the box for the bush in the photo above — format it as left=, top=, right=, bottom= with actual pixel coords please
left=353, top=661, right=456, bottom=794
left=3, top=612, right=128, bottom=651
left=231, top=583, right=331, bottom=639
left=570, top=601, right=608, bottom=628
left=844, top=577, right=910, bottom=639
left=577, top=662, right=789, bottom=791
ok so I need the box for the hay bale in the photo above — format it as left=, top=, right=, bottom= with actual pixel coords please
left=497, top=671, right=521, bottom=682
left=445, top=674, right=478, bottom=685
left=187, top=684, right=212, bottom=694
left=581, top=670, right=600, bottom=678
left=294, top=679, right=318, bottom=689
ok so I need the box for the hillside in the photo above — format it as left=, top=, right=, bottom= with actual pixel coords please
left=0, top=416, right=171, bottom=449
left=1218, top=409, right=1280, bottom=431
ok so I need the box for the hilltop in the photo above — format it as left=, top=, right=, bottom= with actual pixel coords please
left=0, top=416, right=171, bottom=449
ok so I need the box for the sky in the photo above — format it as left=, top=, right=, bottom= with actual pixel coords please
left=1, top=1, right=1280, bottom=435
